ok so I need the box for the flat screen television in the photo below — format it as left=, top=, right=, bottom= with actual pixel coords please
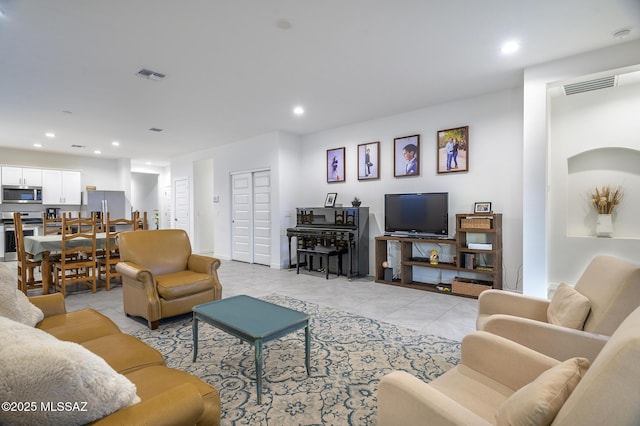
left=384, top=192, right=448, bottom=237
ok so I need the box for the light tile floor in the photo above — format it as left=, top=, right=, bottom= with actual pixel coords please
left=2, top=259, right=478, bottom=341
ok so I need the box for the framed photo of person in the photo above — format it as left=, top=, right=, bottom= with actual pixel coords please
left=324, top=193, right=337, bottom=207
left=474, top=202, right=492, bottom=213
left=358, top=141, right=380, bottom=180
left=327, top=147, right=345, bottom=183
left=437, top=126, right=469, bottom=174
left=393, top=134, right=420, bottom=177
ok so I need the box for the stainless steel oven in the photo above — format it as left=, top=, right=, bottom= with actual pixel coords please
left=1, top=212, right=41, bottom=261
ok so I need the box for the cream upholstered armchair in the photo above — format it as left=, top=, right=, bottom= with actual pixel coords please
left=476, top=255, right=640, bottom=362
left=116, top=229, right=222, bottom=330
left=378, top=305, right=640, bottom=426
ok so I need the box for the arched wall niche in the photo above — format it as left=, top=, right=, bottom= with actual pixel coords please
left=566, top=147, right=640, bottom=238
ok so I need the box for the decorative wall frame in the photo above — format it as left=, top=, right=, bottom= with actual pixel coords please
left=358, top=141, right=380, bottom=180
left=327, top=147, right=345, bottom=183
left=437, top=126, right=469, bottom=174
left=324, top=193, right=337, bottom=207
left=393, top=134, right=420, bottom=177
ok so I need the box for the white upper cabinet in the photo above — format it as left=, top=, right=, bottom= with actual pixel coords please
left=41, top=169, right=82, bottom=205
left=1, top=166, right=43, bottom=186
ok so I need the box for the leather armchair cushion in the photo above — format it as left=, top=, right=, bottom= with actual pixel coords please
left=81, top=334, right=166, bottom=375
left=126, top=365, right=221, bottom=426
left=156, top=271, right=216, bottom=300
left=37, top=308, right=122, bottom=343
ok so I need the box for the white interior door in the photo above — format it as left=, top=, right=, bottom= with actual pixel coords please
left=231, top=173, right=251, bottom=262
left=174, top=178, right=190, bottom=234
left=253, top=170, right=271, bottom=266
left=231, top=170, right=271, bottom=265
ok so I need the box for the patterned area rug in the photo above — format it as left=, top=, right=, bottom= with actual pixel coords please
left=133, top=294, right=461, bottom=425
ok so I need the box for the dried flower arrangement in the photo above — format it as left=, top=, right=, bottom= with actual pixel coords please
left=589, top=185, right=623, bottom=214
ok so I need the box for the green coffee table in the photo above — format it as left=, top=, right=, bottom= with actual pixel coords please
left=192, top=295, right=311, bottom=404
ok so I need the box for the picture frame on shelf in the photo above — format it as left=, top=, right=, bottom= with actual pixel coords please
left=327, top=147, right=345, bottom=183
left=393, top=134, right=420, bottom=177
left=437, top=125, right=469, bottom=174
left=358, top=141, right=380, bottom=180
left=474, top=201, right=492, bottom=213
left=324, top=193, right=337, bottom=207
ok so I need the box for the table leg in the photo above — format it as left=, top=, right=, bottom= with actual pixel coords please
left=41, top=252, right=51, bottom=294
left=255, top=339, right=263, bottom=404
left=192, top=316, right=199, bottom=362
left=305, top=322, right=311, bottom=376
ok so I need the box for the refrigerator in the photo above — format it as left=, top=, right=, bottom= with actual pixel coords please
left=87, top=190, right=127, bottom=220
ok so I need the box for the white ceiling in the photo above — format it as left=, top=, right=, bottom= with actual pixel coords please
left=0, top=0, right=638, bottom=167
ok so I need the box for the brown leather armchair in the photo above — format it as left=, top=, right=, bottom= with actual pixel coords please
left=116, top=229, right=222, bottom=329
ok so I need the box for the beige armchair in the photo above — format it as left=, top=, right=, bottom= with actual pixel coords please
left=116, top=229, right=222, bottom=330
left=378, top=305, right=640, bottom=426
left=476, top=255, right=640, bottom=362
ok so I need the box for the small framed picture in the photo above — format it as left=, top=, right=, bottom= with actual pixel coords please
left=437, top=126, right=469, bottom=174
left=358, top=141, right=380, bottom=180
left=327, top=147, right=345, bottom=183
left=324, top=193, right=337, bottom=207
left=474, top=202, right=492, bottom=214
left=394, top=134, right=420, bottom=177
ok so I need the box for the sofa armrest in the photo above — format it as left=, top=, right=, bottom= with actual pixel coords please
left=89, top=383, right=204, bottom=426
left=188, top=254, right=220, bottom=275
left=378, top=371, right=491, bottom=426
left=116, top=261, right=156, bottom=291
left=477, top=290, right=549, bottom=330
left=28, top=293, right=66, bottom=317
left=461, top=331, right=559, bottom=390
left=482, top=315, right=609, bottom=362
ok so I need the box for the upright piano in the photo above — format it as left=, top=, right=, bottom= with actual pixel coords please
left=286, top=207, right=369, bottom=278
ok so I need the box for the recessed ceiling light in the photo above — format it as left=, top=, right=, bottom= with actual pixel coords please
left=293, top=106, right=305, bottom=116
left=33, top=143, right=42, bottom=148
left=45, top=132, right=55, bottom=138
left=501, top=41, right=520, bottom=54
left=112, top=141, right=120, bottom=146
left=94, top=150, right=101, bottom=154
left=145, top=162, right=152, bottom=165
left=276, top=19, right=293, bottom=30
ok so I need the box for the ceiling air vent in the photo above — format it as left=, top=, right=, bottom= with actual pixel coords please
left=137, top=68, right=166, bottom=81
left=149, top=127, right=163, bottom=132
left=563, top=76, right=616, bottom=96
left=71, top=144, right=86, bottom=148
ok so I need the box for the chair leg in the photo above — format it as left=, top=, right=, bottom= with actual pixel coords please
left=149, top=320, right=159, bottom=330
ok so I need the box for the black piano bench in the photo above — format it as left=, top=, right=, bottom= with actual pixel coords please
left=296, top=246, right=346, bottom=279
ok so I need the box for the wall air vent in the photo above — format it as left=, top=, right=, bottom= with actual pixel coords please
left=563, top=76, right=616, bottom=96
left=137, top=68, right=166, bottom=81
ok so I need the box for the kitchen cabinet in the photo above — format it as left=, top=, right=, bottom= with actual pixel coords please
left=1, top=166, right=43, bottom=186
left=41, top=169, right=82, bottom=205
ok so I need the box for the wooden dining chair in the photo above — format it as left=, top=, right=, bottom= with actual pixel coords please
left=97, top=212, right=135, bottom=290
left=41, top=213, right=64, bottom=235
left=133, top=211, right=148, bottom=230
left=13, top=212, right=44, bottom=295
left=52, top=216, right=97, bottom=296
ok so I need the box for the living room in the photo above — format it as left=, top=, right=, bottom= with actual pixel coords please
left=2, top=2, right=640, bottom=425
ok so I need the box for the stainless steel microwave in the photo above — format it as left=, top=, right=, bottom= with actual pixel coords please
left=1, top=185, right=42, bottom=204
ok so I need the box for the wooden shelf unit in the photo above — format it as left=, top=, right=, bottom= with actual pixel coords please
left=374, top=213, right=502, bottom=298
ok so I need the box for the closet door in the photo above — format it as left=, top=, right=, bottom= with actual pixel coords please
left=231, top=170, right=271, bottom=265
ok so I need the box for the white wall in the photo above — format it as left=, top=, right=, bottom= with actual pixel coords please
left=300, top=88, right=524, bottom=290
left=131, top=172, right=160, bottom=226
left=194, top=158, right=214, bottom=254
left=547, top=77, right=640, bottom=286
left=523, top=39, right=640, bottom=297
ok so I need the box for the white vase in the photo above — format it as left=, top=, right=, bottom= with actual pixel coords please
left=596, top=214, right=613, bottom=238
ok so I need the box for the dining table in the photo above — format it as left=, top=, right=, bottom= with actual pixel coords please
left=23, top=233, right=110, bottom=294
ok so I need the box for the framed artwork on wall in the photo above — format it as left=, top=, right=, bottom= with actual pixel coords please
left=358, top=141, right=380, bottom=180
left=393, top=134, right=420, bottom=177
left=437, top=125, right=469, bottom=174
left=327, top=147, right=345, bottom=183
